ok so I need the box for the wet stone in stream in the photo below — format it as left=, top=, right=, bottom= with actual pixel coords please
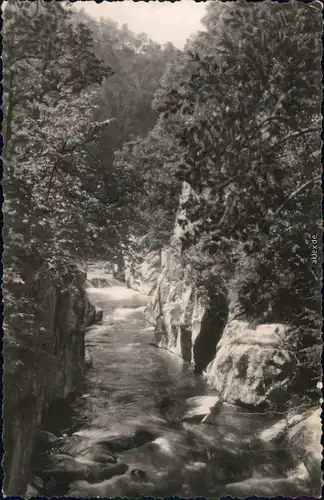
left=78, top=444, right=118, bottom=464
left=36, top=451, right=129, bottom=496
left=97, top=429, right=156, bottom=453
left=31, top=425, right=157, bottom=497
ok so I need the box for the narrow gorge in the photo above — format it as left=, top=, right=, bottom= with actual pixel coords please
left=2, top=1, right=322, bottom=498
left=147, top=182, right=308, bottom=409
left=124, top=181, right=322, bottom=496
left=6, top=180, right=320, bottom=498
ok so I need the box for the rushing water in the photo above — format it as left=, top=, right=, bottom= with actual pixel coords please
left=48, top=277, right=301, bottom=498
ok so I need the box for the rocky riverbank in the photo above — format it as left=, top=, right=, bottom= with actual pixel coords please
left=138, top=183, right=320, bottom=406
left=26, top=428, right=157, bottom=497
left=125, top=181, right=322, bottom=497
left=3, top=263, right=100, bottom=496
left=25, top=390, right=322, bottom=498
left=18, top=271, right=321, bottom=498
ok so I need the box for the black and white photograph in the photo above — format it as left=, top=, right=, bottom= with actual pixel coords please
left=1, top=0, right=323, bottom=497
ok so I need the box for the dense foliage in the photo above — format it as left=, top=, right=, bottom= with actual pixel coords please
left=2, top=1, right=177, bottom=375
left=3, top=3, right=106, bottom=367
left=119, top=1, right=322, bottom=394
left=3, top=0, right=322, bottom=397
left=76, top=15, right=180, bottom=250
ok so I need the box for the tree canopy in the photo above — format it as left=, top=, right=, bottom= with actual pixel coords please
left=3, top=0, right=322, bottom=397
left=114, top=0, right=322, bottom=396
left=2, top=1, right=178, bottom=374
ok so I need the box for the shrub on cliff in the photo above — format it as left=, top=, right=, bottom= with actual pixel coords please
left=149, top=0, right=322, bottom=391
left=157, top=0, right=322, bottom=316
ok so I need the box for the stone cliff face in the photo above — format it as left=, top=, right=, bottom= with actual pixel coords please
left=147, top=182, right=308, bottom=408
left=147, top=182, right=229, bottom=374
left=3, top=264, right=96, bottom=496
left=125, top=250, right=161, bottom=296
left=148, top=244, right=228, bottom=374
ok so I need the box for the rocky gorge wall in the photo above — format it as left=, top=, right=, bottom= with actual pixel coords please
left=145, top=182, right=231, bottom=379
left=147, top=243, right=228, bottom=375
left=104, top=178, right=322, bottom=495
left=148, top=243, right=300, bottom=408
left=129, top=181, right=322, bottom=495
left=125, top=250, right=161, bottom=296
left=3, top=264, right=97, bottom=496
left=143, top=182, right=318, bottom=408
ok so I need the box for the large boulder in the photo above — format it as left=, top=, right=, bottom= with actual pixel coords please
left=77, top=444, right=117, bottom=465
left=31, top=475, right=44, bottom=492
left=87, top=463, right=129, bottom=483
left=204, top=320, right=294, bottom=407
left=287, top=408, right=322, bottom=494
left=254, top=407, right=322, bottom=497
left=25, top=484, right=40, bottom=498
left=50, top=434, right=90, bottom=457
left=37, top=453, right=128, bottom=484
left=35, top=430, right=59, bottom=447
left=39, top=453, right=91, bottom=479
left=222, top=463, right=311, bottom=498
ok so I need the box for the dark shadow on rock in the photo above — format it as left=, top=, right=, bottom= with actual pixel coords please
left=193, top=287, right=228, bottom=374
left=154, top=316, right=169, bottom=348
left=79, top=444, right=117, bottom=464
left=39, top=398, right=75, bottom=437
left=33, top=430, right=60, bottom=456
left=39, top=392, right=88, bottom=437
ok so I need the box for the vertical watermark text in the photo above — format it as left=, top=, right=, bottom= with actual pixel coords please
left=310, top=234, right=318, bottom=265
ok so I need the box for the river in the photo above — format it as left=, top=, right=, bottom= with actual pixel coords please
left=42, top=276, right=301, bottom=498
